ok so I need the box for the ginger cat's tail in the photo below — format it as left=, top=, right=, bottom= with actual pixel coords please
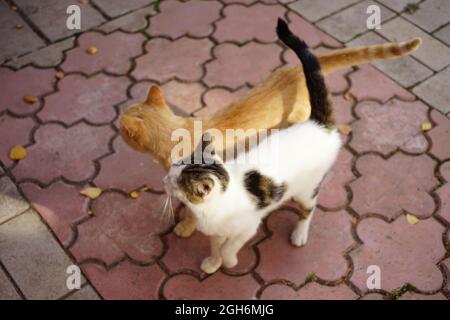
left=318, top=38, right=422, bottom=75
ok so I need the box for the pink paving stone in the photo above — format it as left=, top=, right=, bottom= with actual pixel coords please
left=11, top=123, right=114, bottom=184
left=332, top=94, right=354, bottom=125
left=359, top=293, right=387, bottom=300
left=61, top=31, right=145, bottom=76
left=148, top=0, right=222, bottom=39
left=256, top=208, right=353, bottom=284
left=38, top=74, right=129, bottom=125
left=399, top=292, right=447, bottom=300
left=429, top=110, right=450, bottom=160
left=194, top=87, right=249, bottom=117
left=318, top=149, right=354, bottom=209
left=161, top=80, right=205, bottom=115
left=0, top=114, right=35, bottom=168
left=94, top=137, right=165, bottom=193
left=349, top=65, right=415, bottom=102
left=350, top=99, right=429, bottom=155
left=163, top=273, right=259, bottom=300
left=82, top=260, right=165, bottom=300
left=204, top=43, right=282, bottom=89
left=443, top=258, right=450, bottom=292
left=21, top=181, right=88, bottom=246
left=132, top=38, right=213, bottom=82
left=260, top=283, right=358, bottom=300
left=350, top=216, right=446, bottom=293
left=70, top=191, right=164, bottom=265
left=0, top=67, right=56, bottom=116
left=213, top=3, right=286, bottom=43
left=350, top=153, right=438, bottom=219
left=436, top=162, right=450, bottom=223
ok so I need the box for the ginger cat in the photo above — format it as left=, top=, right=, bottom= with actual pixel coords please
left=120, top=37, right=421, bottom=238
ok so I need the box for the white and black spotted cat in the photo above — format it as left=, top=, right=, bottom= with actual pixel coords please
left=164, top=19, right=342, bottom=274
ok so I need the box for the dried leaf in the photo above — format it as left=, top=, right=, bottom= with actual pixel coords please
left=80, top=187, right=102, bottom=199
left=86, top=46, right=98, bottom=55
left=337, top=124, right=352, bottom=135
left=55, top=71, right=65, bottom=79
left=344, top=92, right=355, bottom=102
left=421, top=122, right=432, bottom=131
left=406, top=214, right=419, bottom=225
left=139, top=186, right=149, bottom=192
left=79, top=0, right=89, bottom=3
left=351, top=217, right=358, bottom=225
left=23, top=95, right=38, bottom=103
left=87, top=210, right=94, bottom=216
left=9, top=145, right=27, bottom=160
left=15, top=23, right=24, bottom=29
left=10, top=5, right=17, bottom=11
left=130, top=191, right=139, bottom=199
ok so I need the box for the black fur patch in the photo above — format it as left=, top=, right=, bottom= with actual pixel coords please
left=244, top=170, right=286, bottom=209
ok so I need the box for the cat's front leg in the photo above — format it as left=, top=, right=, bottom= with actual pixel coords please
left=221, top=231, right=255, bottom=269
left=174, top=208, right=197, bottom=238
left=201, top=235, right=226, bottom=274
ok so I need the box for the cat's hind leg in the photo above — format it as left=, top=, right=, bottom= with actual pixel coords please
left=290, top=195, right=317, bottom=247
left=174, top=208, right=197, bottom=238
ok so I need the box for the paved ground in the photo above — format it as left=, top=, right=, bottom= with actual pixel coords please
left=0, top=0, right=449, bottom=300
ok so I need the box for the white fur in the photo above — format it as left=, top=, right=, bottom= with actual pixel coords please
left=166, top=121, right=341, bottom=273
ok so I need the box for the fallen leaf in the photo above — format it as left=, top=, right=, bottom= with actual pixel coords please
left=337, top=124, right=352, bottom=135
left=9, top=145, right=27, bottom=160
left=55, top=71, right=65, bottom=79
left=15, top=23, right=24, bottom=29
left=421, top=122, right=432, bottom=131
left=344, top=92, right=355, bottom=102
left=130, top=191, right=139, bottom=199
left=139, top=186, right=149, bottom=192
left=87, top=210, right=94, bottom=216
left=351, top=217, right=358, bottom=225
left=10, top=5, right=17, bottom=11
left=23, top=95, right=38, bottom=103
left=86, top=46, right=98, bottom=55
left=79, top=0, right=89, bottom=3
left=80, top=187, right=102, bottom=199
left=406, top=214, right=419, bottom=225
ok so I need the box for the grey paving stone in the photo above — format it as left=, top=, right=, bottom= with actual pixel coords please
left=288, top=0, right=360, bottom=22
left=413, top=67, right=450, bottom=114
left=96, top=5, right=155, bottom=33
left=65, top=285, right=101, bottom=300
left=92, top=0, right=153, bottom=18
left=14, top=0, right=105, bottom=42
left=348, top=32, right=433, bottom=87
left=433, top=24, right=450, bottom=46
left=379, top=17, right=450, bottom=71
left=0, top=176, right=29, bottom=225
left=376, top=0, right=420, bottom=12
left=5, top=37, right=75, bottom=69
left=0, top=267, right=21, bottom=299
left=316, top=0, right=395, bottom=42
left=0, top=209, right=83, bottom=299
left=0, top=2, right=45, bottom=64
left=401, top=0, right=450, bottom=33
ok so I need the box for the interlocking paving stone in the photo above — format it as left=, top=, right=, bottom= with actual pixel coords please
left=132, top=38, right=213, bottom=82
left=288, top=0, right=360, bottom=22
left=350, top=153, right=438, bottom=219
left=214, top=3, right=286, bottom=43
left=61, top=32, right=145, bottom=76
left=97, top=5, right=155, bottom=33
left=14, top=0, right=105, bottom=42
left=0, top=1, right=45, bottom=64
left=0, top=267, right=21, bottom=300
left=399, top=292, right=448, bottom=300
left=316, top=0, right=395, bottom=42
left=0, top=209, right=80, bottom=299
left=0, top=114, right=36, bottom=168
left=378, top=17, right=450, bottom=72
left=359, top=293, right=386, bottom=300
left=39, top=73, right=130, bottom=125
left=260, top=283, right=358, bottom=300
left=204, top=42, right=282, bottom=89
left=350, top=216, right=445, bottom=292
left=413, top=67, right=450, bottom=115
left=92, top=0, right=152, bottom=18
left=350, top=99, right=429, bottom=155
left=65, top=285, right=100, bottom=300
left=347, top=32, right=433, bottom=87
left=81, top=261, right=164, bottom=300
left=376, top=0, right=420, bottom=12
left=433, top=24, right=450, bottom=46
left=435, top=162, right=450, bottom=224
left=428, top=109, right=450, bottom=160
left=161, top=80, right=205, bottom=114
left=194, top=87, right=249, bottom=117
left=163, top=273, right=259, bottom=299
left=401, top=0, right=450, bottom=33
left=256, top=209, right=353, bottom=284
left=148, top=0, right=222, bottom=39
left=0, top=176, right=29, bottom=224
left=443, top=258, right=450, bottom=292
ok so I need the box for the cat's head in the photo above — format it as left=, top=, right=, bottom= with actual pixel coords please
left=119, top=85, right=178, bottom=154
left=164, top=133, right=229, bottom=205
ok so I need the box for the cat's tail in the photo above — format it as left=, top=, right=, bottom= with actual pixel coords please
left=277, top=18, right=333, bottom=128
left=319, top=38, right=422, bottom=75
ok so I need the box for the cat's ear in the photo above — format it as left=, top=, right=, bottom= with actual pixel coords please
left=194, top=178, right=214, bottom=197
left=120, top=115, right=146, bottom=144
left=145, top=85, right=166, bottom=107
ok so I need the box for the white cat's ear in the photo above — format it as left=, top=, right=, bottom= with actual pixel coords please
left=145, top=85, right=166, bottom=107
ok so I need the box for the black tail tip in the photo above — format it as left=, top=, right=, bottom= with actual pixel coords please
left=276, top=18, right=290, bottom=39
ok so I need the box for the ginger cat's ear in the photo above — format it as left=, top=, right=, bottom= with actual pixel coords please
left=120, top=115, right=146, bottom=144
left=146, top=85, right=166, bottom=107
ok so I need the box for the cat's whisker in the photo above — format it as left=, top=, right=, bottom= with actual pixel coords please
left=159, top=194, right=175, bottom=230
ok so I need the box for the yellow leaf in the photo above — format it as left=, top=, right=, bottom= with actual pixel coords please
left=139, top=186, right=149, bottom=192
left=15, top=23, right=24, bottom=29
left=344, top=92, right=355, bottom=102
left=10, top=5, right=17, bottom=11
left=406, top=214, right=419, bottom=225
left=79, top=0, right=89, bottom=4
left=87, top=210, right=94, bottom=216
left=86, top=46, right=98, bottom=55
left=130, top=191, right=139, bottom=199
left=23, top=95, right=38, bottom=103
left=9, top=145, right=27, bottom=160
left=421, top=122, right=432, bottom=131
left=80, top=187, right=102, bottom=199
left=337, top=124, right=352, bottom=135
left=55, top=71, right=65, bottom=79
left=351, top=217, right=358, bottom=225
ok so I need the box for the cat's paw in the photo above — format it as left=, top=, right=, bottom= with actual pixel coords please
left=222, top=255, right=238, bottom=269
left=174, top=219, right=196, bottom=238
left=201, top=256, right=222, bottom=274
left=290, top=226, right=309, bottom=247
